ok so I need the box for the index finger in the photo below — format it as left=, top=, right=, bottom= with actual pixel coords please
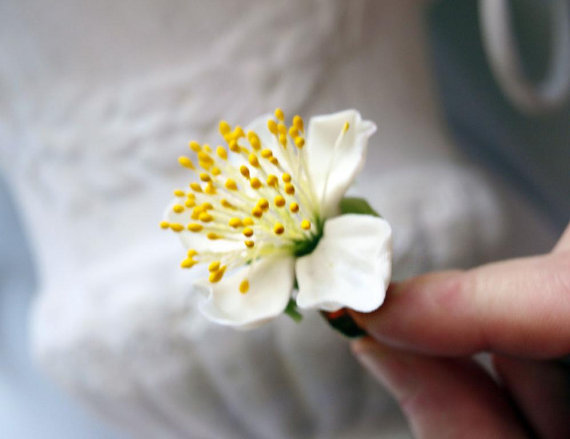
left=351, top=250, right=570, bottom=358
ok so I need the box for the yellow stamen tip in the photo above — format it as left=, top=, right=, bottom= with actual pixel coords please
left=211, top=166, right=221, bottom=176
left=274, top=108, right=285, bottom=121
left=284, top=183, right=295, bottom=195
left=225, top=178, right=238, bottom=191
left=343, top=121, right=350, bottom=132
left=240, top=165, right=250, bottom=179
left=207, top=232, right=222, bottom=240
left=199, top=212, right=214, bottom=223
left=216, top=146, right=228, bottom=160
left=289, top=202, right=299, bottom=213
left=243, top=217, right=254, bottom=226
left=282, top=173, right=292, bottom=183
left=267, top=119, right=278, bottom=135
left=247, top=131, right=261, bottom=150
left=199, top=172, right=211, bottom=182
left=267, top=174, right=278, bottom=187
left=219, top=120, right=231, bottom=136
left=208, top=261, right=221, bottom=272
left=270, top=157, right=279, bottom=166
left=273, top=222, right=285, bottom=235
left=160, top=221, right=170, bottom=229
left=239, top=279, right=250, bottom=294
left=250, top=177, right=262, bottom=189
left=187, top=223, right=203, bottom=232
left=205, top=182, right=217, bottom=195
left=243, top=227, right=254, bottom=237
left=257, top=198, right=269, bottom=211
left=294, top=137, right=305, bottom=148
left=170, top=223, right=184, bottom=232
left=209, top=266, right=226, bottom=283
left=248, top=153, right=260, bottom=168
left=190, top=182, right=202, bottom=193
left=178, top=156, right=195, bottom=169
left=274, top=195, right=286, bottom=207
left=279, top=133, right=287, bottom=147
left=189, top=141, right=201, bottom=153
left=301, top=219, right=311, bottom=230
left=228, top=217, right=242, bottom=228
left=181, top=258, right=197, bottom=269
left=293, top=115, right=304, bottom=132
left=261, top=148, right=273, bottom=159
left=173, top=204, right=185, bottom=213
left=173, top=189, right=185, bottom=197
left=244, top=240, right=255, bottom=248
left=251, top=206, right=263, bottom=218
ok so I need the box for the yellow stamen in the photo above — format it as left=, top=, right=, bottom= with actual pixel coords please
left=187, top=223, right=203, bottom=232
left=178, top=156, right=195, bottom=169
left=211, top=166, right=221, bottom=176
left=257, top=198, right=269, bottom=211
left=205, top=182, right=217, bottom=195
left=243, top=227, right=254, bottom=237
left=173, top=204, right=185, bottom=213
left=293, top=115, right=304, bottom=132
left=219, top=120, right=231, bottom=136
left=294, top=137, right=305, bottom=148
left=225, top=179, right=238, bottom=191
left=270, top=157, right=279, bottom=166
left=208, top=261, right=221, bottom=272
left=274, top=108, right=285, bottom=121
left=289, top=202, right=299, bottom=213
left=181, top=258, right=198, bottom=269
left=244, top=240, right=254, bottom=248
left=199, top=212, right=214, bottom=223
left=261, top=149, right=273, bottom=159
left=190, top=182, right=202, bottom=192
left=189, top=141, right=201, bottom=153
left=185, top=198, right=196, bottom=208
left=343, top=121, right=350, bottom=132
left=187, top=249, right=198, bottom=258
left=248, top=154, right=260, bottom=168
left=229, top=140, right=240, bottom=153
left=268, top=119, right=278, bottom=135
left=248, top=131, right=261, bottom=150
left=301, top=219, right=311, bottom=230
left=282, top=173, right=292, bottom=183
left=174, top=189, right=185, bottom=197
left=273, top=223, right=285, bottom=235
left=240, top=165, right=250, bottom=179
left=199, top=172, right=211, bottom=182
left=207, top=232, right=222, bottom=240
left=274, top=195, right=286, bottom=207
left=267, top=174, right=278, bottom=187
left=170, top=223, right=184, bottom=232
left=228, top=217, right=242, bottom=228
left=209, top=266, right=226, bottom=283
left=251, top=206, right=263, bottom=218
left=243, top=217, right=254, bottom=226
left=284, top=183, right=295, bottom=195
left=250, top=177, right=262, bottom=189
left=239, top=279, right=250, bottom=294
left=216, top=146, right=228, bottom=160
left=160, top=221, right=170, bottom=229
left=221, top=199, right=236, bottom=209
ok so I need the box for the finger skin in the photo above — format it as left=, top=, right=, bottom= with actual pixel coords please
left=494, top=355, right=570, bottom=439
left=352, top=338, right=528, bottom=439
left=352, top=251, right=570, bottom=358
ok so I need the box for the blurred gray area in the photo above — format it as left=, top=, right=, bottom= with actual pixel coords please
left=0, top=177, right=119, bottom=438
left=0, top=1, right=567, bottom=438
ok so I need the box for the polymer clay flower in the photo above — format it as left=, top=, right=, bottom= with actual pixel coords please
left=161, top=109, right=392, bottom=328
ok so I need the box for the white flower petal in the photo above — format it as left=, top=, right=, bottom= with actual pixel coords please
left=295, top=214, right=392, bottom=313
left=305, top=110, right=376, bottom=218
left=164, top=200, right=241, bottom=253
left=197, top=256, right=295, bottom=328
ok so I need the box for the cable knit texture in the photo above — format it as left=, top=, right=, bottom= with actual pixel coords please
left=1, top=0, right=509, bottom=437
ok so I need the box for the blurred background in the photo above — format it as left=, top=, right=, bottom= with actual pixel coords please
left=0, top=0, right=568, bottom=438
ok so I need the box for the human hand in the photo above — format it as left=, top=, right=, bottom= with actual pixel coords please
left=350, top=223, right=570, bottom=439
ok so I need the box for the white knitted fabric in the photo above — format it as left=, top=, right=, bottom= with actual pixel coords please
left=0, top=0, right=542, bottom=437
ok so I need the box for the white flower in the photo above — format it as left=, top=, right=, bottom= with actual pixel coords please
left=161, top=109, right=392, bottom=328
